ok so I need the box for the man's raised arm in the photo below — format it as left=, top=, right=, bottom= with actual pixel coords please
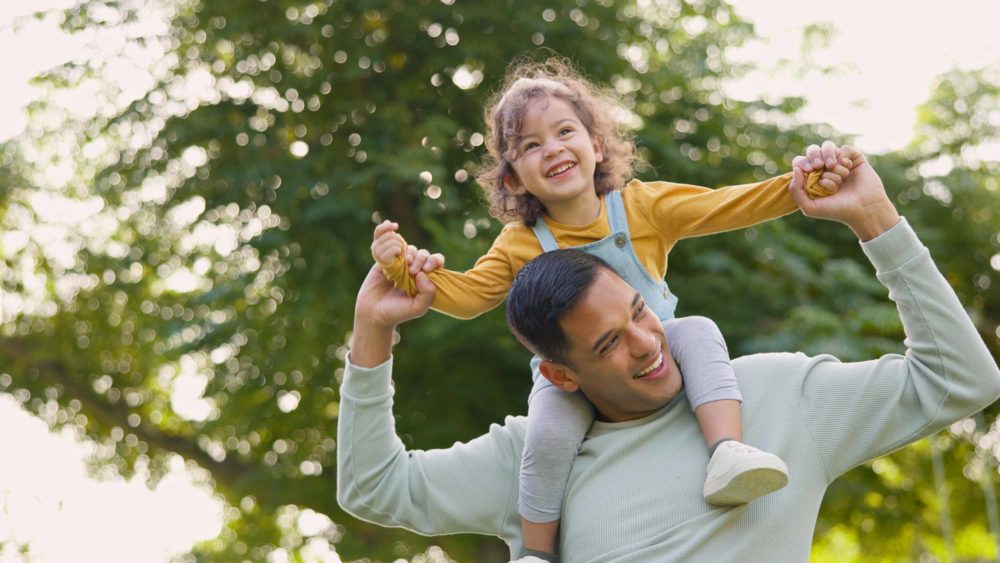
left=348, top=259, right=437, bottom=368
left=786, top=148, right=1000, bottom=479
left=336, top=266, right=523, bottom=549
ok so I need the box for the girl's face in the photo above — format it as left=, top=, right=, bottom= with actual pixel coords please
left=506, top=96, right=603, bottom=225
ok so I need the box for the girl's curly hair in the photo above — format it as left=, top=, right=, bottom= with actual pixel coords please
left=475, top=57, right=637, bottom=226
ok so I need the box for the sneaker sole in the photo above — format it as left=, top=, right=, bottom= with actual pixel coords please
left=704, top=466, right=789, bottom=506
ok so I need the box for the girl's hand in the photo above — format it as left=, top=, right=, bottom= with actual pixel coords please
left=404, top=244, right=446, bottom=276
left=371, top=220, right=406, bottom=268
left=371, top=220, right=446, bottom=275
left=794, top=141, right=852, bottom=197
left=798, top=140, right=842, bottom=173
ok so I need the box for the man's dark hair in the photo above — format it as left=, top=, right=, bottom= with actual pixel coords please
left=506, top=249, right=615, bottom=366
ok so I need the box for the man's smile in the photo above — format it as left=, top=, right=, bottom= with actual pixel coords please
left=633, top=352, right=664, bottom=379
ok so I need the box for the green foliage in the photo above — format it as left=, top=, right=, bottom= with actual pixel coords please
left=1, top=0, right=999, bottom=561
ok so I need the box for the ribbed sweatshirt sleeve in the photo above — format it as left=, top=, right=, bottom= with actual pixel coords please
left=336, top=357, right=524, bottom=549
left=797, top=218, right=1000, bottom=481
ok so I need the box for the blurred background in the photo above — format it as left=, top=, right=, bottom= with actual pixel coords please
left=0, top=0, right=998, bottom=561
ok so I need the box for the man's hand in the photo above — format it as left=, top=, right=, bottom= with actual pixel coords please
left=350, top=264, right=436, bottom=367
left=356, top=263, right=436, bottom=328
left=789, top=146, right=901, bottom=241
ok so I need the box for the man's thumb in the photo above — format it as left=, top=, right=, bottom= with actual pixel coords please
left=413, top=272, right=436, bottom=308
left=788, top=166, right=813, bottom=212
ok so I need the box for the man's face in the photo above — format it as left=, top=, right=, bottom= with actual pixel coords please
left=545, top=269, right=683, bottom=422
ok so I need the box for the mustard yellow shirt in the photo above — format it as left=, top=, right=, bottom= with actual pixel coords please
left=385, top=173, right=800, bottom=319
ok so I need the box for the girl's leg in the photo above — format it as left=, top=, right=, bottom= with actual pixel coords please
left=519, top=366, right=595, bottom=556
left=663, top=315, right=743, bottom=446
left=664, top=315, right=742, bottom=414
left=664, top=316, right=788, bottom=505
left=694, top=399, right=742, bottom=447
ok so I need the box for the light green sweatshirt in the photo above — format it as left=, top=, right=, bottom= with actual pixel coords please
left=337, top=219, right=1000, bottom=562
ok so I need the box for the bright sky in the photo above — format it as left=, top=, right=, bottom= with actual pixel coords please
left=725, top=0, right=1000, bottom=152
left=0, top=397, right=222, bottom=561
left=1, top=1, right=999, bottom=561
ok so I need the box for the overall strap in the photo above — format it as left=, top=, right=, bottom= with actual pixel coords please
left=605, top=190, right=630, bottom=235
left=530, top=218, right=560, bottom=252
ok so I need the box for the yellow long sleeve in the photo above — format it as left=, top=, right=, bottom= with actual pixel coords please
left=379, top=231, right=523, bottom=319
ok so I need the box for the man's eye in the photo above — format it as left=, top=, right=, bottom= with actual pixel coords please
left=600, top=335, right=620, bottom=356
left=633, top=302, right=646, bottom=319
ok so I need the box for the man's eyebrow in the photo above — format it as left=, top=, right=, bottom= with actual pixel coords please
left=590, top=292, right=641, bottom=353
left=591, top=329, right=614, bottom=354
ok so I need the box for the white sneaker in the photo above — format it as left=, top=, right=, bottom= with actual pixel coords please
left=703, top=441, right=788, bottom=506
left=509, top=558, right=550, bottom=563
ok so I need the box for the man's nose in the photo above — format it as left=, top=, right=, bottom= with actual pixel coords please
left=628, top=326, right=658, bottom=357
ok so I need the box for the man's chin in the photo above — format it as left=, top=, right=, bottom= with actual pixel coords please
left=650, top=381, right=683, bottom=407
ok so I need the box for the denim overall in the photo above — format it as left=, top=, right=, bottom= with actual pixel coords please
left=528, top=189, right=679, bottom=393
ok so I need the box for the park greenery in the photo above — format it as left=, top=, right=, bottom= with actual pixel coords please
left=1, top=0, right=999, bottom=560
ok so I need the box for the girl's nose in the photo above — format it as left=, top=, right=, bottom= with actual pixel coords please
left=543, top=140, right=563, bottom=158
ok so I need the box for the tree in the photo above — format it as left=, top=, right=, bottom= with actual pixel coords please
left=2, top=0, right=998, bottom=560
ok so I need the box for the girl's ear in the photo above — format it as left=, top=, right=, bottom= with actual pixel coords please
left=503, top=172, right=526, bottom=195
left=593, top=138, right=604, bottom=163
left=539, top=360, right=580, bottom=393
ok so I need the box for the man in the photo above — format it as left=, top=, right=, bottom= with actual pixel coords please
left=337, top=148, right=1000, bottom=561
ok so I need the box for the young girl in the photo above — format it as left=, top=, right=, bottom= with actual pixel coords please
left=370, top=58, right=847, bottom=561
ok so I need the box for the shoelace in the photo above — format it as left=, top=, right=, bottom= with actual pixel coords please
left=723, top=441, right=757, bottom=454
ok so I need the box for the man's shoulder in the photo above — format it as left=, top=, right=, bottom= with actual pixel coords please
left=477, top=415, right=528, bottom=452
left=733, top=350, right=857, bottom=407
left=732, top=351, right=811, bottom=393
left=733, top=351, right=807, bottom=371
left=496, top=414, right=528, bottom=436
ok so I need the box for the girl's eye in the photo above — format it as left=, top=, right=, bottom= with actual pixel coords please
left=559, top=127, right=573, bottom=136
left=522, top=141, right=540, bottom=151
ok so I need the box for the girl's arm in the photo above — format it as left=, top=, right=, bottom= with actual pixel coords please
left=644, top=148, right=849, bottom=240
left=371, top=221, right=520, bottom=320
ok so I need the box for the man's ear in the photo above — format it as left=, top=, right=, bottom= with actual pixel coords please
left=539, top=360, right=580, bottom=393
left=503, top=172, right=526, bottom=195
